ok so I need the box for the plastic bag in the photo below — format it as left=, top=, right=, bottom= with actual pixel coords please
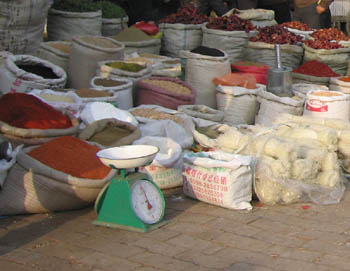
left=132, top=21, right=159, bottom=36
left=0, top=143, right=23, bottom=189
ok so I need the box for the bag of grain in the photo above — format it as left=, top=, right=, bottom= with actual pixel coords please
left=79, top=118, right=141, bottom=148
left=255, top=89, right=304, bottom=127
left=68, top=36, right=124, bottom=89
left=102, top=16, right=129, bottom=37
left=112, top=27, right=161, bottom=55
left=180, top=47, right=231, bottom=109
left=303, top=90, right=350, bottom=121
left=216, top=84, right=265, bottom=126
left=0, top=137, right=117, bottom=215
left=183, top=150, right=253, bottom=210
left=136, top=77, right=195, bottom=110
left=36, top=41, right=72, bottom=73
left=90, top=76, right=133, bottom=110
left=0, top=54, right=67, bottom=94
left=47, top=8, right=102, bottom=41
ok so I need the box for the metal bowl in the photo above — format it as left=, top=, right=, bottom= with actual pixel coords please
left=96, top=145, right=159, bottom=169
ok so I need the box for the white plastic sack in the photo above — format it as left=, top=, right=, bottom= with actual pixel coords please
left=47, top=9, right=102, bottom=41
left=0, top=144, right=23, bottom=189
left=255, top=89, right=304, bottom=127
left=134, top=136, right=183, bottom=189
left=102, top=16, right=128, bottom=37
left=202, top=24, right=249, bottom=63
left=36, top=41, right=71, bottom=73
left=292, top=83, right=328, bottom=98
left=183, top=151, right=253, bottom=210
left=80, top=102, right=138, bottom=127
left=245, top=42, right=303, bottom=69
left=159, top=23, right=204, bottom=58
left=0, top=54, right=67, bottom=94
left=131, top=105, right=195, bottom=149
left=216, top=84, right=264, bottom=126
left=180, top=50, right=231, bottom=109
left=90, top=76, right=133, bottom=110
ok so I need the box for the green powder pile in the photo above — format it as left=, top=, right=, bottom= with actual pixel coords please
left=113, top=27, right=152, bottom=42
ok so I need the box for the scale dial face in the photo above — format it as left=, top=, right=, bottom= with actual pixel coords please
left=131, top=179, right=165, bottom=224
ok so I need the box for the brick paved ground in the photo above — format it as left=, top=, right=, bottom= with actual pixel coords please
left=1, top=186, right=350, bottom=271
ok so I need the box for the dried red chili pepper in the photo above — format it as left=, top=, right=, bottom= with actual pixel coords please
left=293, top=60, right=340, bottom=77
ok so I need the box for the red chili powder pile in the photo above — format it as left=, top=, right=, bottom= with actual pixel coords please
left=293, top=60, right=340, bottom=77
left=0, top=93, right=72, bottom=129
left=28, top=136, right=111, bottom=179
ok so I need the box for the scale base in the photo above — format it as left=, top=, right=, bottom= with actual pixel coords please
left=92, top=219, right=168, bottom=233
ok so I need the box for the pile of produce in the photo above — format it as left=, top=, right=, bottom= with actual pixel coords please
left=142, top=79, right=192, bottom=95
left=158, top=3, right=208, bottom=24
left=94, top=0, right=126, bottom=18
left=52, top=0, right=100, bottom=12
left=0, top=93, right=72, bottom=129
left=130, top=108, right=184, bottom=125
left=114, top=27, right=152, bottom=42
left=310, top=28, right=350, bottom=42
left=28, top=136, right=111, bottom=179
left=75, top=88, right=113, bottom=98
left=249, top=25, right=303, bottom=45
left=304, top=39, right=343, bottom=50
left=293, top=60, right=340, bottom=77
left=105, top=61, right=145, bottom=72
left=190, top=46, right=224, bottom=57
left=206, top=14, right=255, bottom=32
left=281, top=21, right=313, bottom=31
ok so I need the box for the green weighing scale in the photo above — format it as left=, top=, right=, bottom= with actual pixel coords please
left=93, top=145, right=168, bottom=232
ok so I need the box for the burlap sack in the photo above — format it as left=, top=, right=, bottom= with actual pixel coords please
left=0, top=145, right=116, bottom=215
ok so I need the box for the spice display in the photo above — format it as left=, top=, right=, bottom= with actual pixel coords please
left=304, top=39, right=343, bottom=50
left=49, top=43, right=71, bottom=54
left=281, top=21, right=313, bottom=31
left=80, top=36, right=120, bottom=48
left=206, top=14, right=255, bottom=32
left=190, top=46, right=224, bottom=57
left=75, top=88, right=112, bottom=98
left=106, top=61, right=145, bottom=72
left=0, top=93, right=72, bottom=129
left=311, top=28, right=350, bottom=42
left=249, top=25, right=303, bottom=45
left=38, top=93, right=75, bottom=103
left=139, top=53, right=167, bottom=59
left=142, top=79, right=191, bottom=95
left=28, top=136, right=111, bottom=179
left=339, top=76, right=350, bottom=82
left=17, top=64, right=59, bottom=79
left=94, top=1, right=126, bottom=18
left=90, top=126, right=132, bottom=146
left=52, top=0, right=100, bottom=12
left=158, top=3, right=208, bottom=24
left=131, top=108, right=184, bottom=125
left=93, top=78, right=127, bottom=87
left=293, top=60, right=340, bottom=77
left=232, top=61, right=268, bottom=67
left=114, top=27, right=152, bottom=42
left=125, top=57, right=156, bottom=65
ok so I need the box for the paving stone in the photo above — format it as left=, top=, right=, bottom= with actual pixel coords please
left=314, top=254, right=350, bottom=270
left=129, top=237, right=188, bottom=257
left=224, top=262, right=275, bottom=271
left=264, top=244, right=322, bottom=263
left=251, top=230, right=306, bottom=248
left=0, top=259, right=41, bottom=271
left=131, top=251, right=211, bottom=271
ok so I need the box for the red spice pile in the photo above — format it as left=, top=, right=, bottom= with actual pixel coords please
left=293, top=60, right=340, bottom=77
left=0, top=93, right=72, bottom=129
left=28, top=136, right=111, bottom=179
